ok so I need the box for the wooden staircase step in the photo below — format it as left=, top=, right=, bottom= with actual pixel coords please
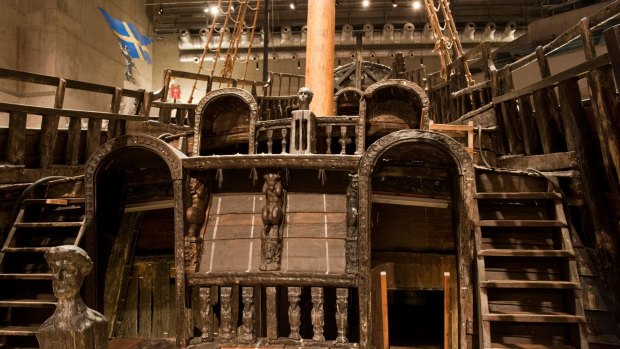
left=2, top=247, right=53, bottom=253
left=13, top=222, right=83, bottom=228
left=0, top=299, right=56, bottom=307
left=0, top=273, right=52, bottom=280
left=478, top=249, right=574, bottom=257
left=481, top=280, right=579, bottom=289
left=483, top=313, right=585, bottom=323
left=476, top=192, right=562, bottom=199
left=476, top=220, right=566, bottom=227
left=0, top=325, right=39, bottom=336
left=488, top=343, right=575, bottom=349
left=22, top=198, right=85, bottom=205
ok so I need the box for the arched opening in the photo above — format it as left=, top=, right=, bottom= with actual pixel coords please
left=357, top=130, right=474, bottom=349
left=335, top=88, right=362, bottom=116
left=195, top=88, right=257, bottom=155
left=83, top=135, right=185, bottom=341
left=360, top=81, right=428, bottom=148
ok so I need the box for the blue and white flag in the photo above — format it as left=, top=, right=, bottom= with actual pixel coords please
left=98, top=7, right=153, bottom=64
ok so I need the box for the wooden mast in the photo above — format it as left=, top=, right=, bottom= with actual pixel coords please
left=305, top=0, right=335, bottom=116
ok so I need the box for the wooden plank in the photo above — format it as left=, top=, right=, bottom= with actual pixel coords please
left=516, top=95, right=541, bottom=155
left=7, top=111, right=27, bottom=165
left=39, top=78, right=66, bottom=168
left=0, top=102, right=146, bottom=121
left=498, top=151, right=577, bottom=171
left=119, top=274, right=139, bottom=337
left=483, top=313, right=584, bottom=323
left=86, top=118, right=102, bottom=159
left=531, top=89, right=562, bottom=154
left=603, top=25, right=620, bottom=89
left=498, top=68, right=524, bottom=154
left=482, top=280, right=578, bottom=289
left=380, top=271, right=389, bottom=349
left=65, top=117, right=82, bottom=165
left=266, top=286, right=278, bottom=340
left=476, top=220, right=565, bottom=228
left=138, top=263, right=154, bottom=338
left=153, top=259, right=171, bottom=337
left=107, top=87, right=123, bottom=140
left=478, top=249, right=573, bottom=257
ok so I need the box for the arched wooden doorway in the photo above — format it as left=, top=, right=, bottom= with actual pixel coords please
left=84, top=135, right=187, bottom=346
left=357, top=130, right=475, bottom=349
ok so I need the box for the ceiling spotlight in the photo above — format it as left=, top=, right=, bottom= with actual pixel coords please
left=289, top=0, right=296, bottom=10
left=210, top=5, right=219, bottom=15
left=362, top=0, right=370, bottom=8
left=392, top=0, right=398, bottom=7
left=157, top=3, right=164, bottom=15
left=203, top=5, right=209, bottom=13
left=412, top=0, right=422, bottom=10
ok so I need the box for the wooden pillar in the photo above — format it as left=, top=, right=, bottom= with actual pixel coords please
left=305, top=0, right=335, bottom=116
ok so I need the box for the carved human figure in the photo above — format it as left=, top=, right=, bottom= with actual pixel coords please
left=288, top=287, right=301, bottom=340
left=220, top=287, right=233, bottom=341
left=311, top=287, right=325, bottom=342
left=335, top=288, right=349, bottom=343
left=297, top=87, right=314, bottom=111
left=37, top=246, right=108, bottom=349
left=260, top=239, right=281, bottom=271
left=261, top=173, right=284, bottom=238
left=239, top=287, right=255, bottom=342
left=186, top=177, right=208, bottom=238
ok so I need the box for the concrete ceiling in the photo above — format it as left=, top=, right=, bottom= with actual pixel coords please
left=147, top=0, right=600, bottom=35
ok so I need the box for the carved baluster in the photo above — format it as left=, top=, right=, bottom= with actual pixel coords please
left=336, top=288, right=349, bottom=343
left=199, top=287, right=213, bottom=342
left=185, top=176, right=208, bottom=271
left=266, top=287, right=278, bottom=340
left=267, top=129, right=274, bottom=154
left=345, top=174, right=359, bottom=273
left=288, top=287, right=302, bottom=340
left=339, top=126, right=350, bottom=154
left=311, top=287, right=325, bottom=342
left=220, top=287, right=233, bottom=341
left=281, top=128, right=288, bottom=154
left=325, top=125, right=333, bottom=154
left=239, top=287, right=255, bottom=342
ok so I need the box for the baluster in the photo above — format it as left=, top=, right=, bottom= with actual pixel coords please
left=339, top=126, right=350, bottom=155
left=220, top=286, right=233, bottom=341
left=281, top=128, right=288, bottom=154
left=288, top=287, right=301, bottom=340
left=311, top=287, right=325, bottom=342
left=325, top=125, right=333, bottom=154
left=336, top=288, right=349, bottom=343
left=240, top=287, right=255, bottom=342
left=267, top=129, right=274, bottom=154
left=199, top=287, right=213, bottom=342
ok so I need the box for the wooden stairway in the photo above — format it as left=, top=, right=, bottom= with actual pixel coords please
left=474, top=170, right=588, bottom=349
left=0, top=197, right=85, bottom=348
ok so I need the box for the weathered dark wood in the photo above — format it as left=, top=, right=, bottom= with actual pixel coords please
left=138, top=263, right=154, bottom=338
left=183, top=154, right=360, bottom=171
left=0, top=102, right=145, bottom=122
left=336, top=288, right=348, bottom=343
left=65, top=117, right=82, bottom=165
left=287, top=286, right=301, bottom=340
left=188, top=272, right=356, bottom=287
left=516, top=95, right=541, bottom=155
left=86, top=118, right=102, bottom=160
left=199, top=287, right=213, bottom=342
left=220, top=286, right=233, bottom=341
left=311, top=287, right=325, bottom=342
left=239, top=287, right=255, bottom=342
left=266, top=286, right=278, bottom=340
left=495, top=68, right=523, bottom=154
left=39, top=78, right=66, bottom=168
left=7, top=111, right=27, bottom=165
left=107, top=87, right=123, bottom=140
left=604, top=25, right=620, bottom=89
left=531, top=89, right=563, bottom=154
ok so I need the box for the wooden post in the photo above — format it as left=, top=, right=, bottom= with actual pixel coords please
left=305, top=0, right=335, bottom=116
left=380, top=271, right=389, bottom=349
left=39, top=78, right=66, bottom=168
left=7, top=111, right=27, bottom=165
left=444, top=272, right=451, bottom=349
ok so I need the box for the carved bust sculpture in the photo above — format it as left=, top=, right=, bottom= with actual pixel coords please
left=37, top=246, right=108, bottom=349
left=297, top=87, right=313, bottom=110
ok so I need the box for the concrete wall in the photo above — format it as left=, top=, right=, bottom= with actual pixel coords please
left=0, top=0, right=152, bottom=127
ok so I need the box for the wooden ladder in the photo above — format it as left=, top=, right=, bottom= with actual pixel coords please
left=474, top=176, right=588, bottom=349
left=0, top=197, right=85, bottom=347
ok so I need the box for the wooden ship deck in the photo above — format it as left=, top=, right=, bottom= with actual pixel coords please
left=0, top=1, right=620, bottom=349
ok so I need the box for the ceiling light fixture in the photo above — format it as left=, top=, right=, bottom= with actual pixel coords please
left=289, top=0, right=296, bottom=10
left=412, top=0, right=422, bottom=10
left=362, top=0, right=370, bottom=8
left=392, top=0, right=398, bottom=8
left=210, top=5, right=219, bottom=15
left=203, top=4, right=209, bottom=13
left=157, top=3, right=164, bottom=15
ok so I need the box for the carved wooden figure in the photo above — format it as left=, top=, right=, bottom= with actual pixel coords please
left=311, top=287, right=325, bottom=342
left=345, top=174, right=359, bottom=273
left=239, top=287, right=255, bottom=342
left=291, top=87, right=317, bottom=154
left=199, top=287, right=213, bottom=342
left=288, top=287, right=302, bottom=340
left=185, top=176, right=209, bottom=270
left=220, top=287, right=233, bottom=341
left=336, top=288, right=349, bottom=343
left=37, top=246, right=109, bottom=349
left=260, top=173, right=284, bottom=271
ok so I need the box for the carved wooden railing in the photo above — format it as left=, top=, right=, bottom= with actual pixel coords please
left=0, top=67, right=148, bottom=169
left=426, top=41, right=494, bottom=123
left=403, top=64, right=428, bottom=88
left=264, top=71, right=305, bottom=96
left=192, top=283, right=356, bottom=347
left=251, top=115, right=361, bottom=155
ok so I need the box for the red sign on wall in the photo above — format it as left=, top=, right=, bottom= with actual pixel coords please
left=170, top=84, right=181, bottom=100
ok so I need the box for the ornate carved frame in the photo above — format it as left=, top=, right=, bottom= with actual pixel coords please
left=333, top=86, right=363, bottom=115
left=356, top=130, right=475, bottom=349
left=193, top=88, right=258, bottom=155
left=357, top=79, right=430, bottom=152
left=83, top=134, right=188, bottom=347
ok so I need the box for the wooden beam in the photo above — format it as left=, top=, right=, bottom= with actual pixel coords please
left=372, top=194, right=450, bottom=208
left=7, top=111, right=27, bottom=165
left=39, top=78, right=66, bottom=168
left=498, top=151, right=577, bottom=171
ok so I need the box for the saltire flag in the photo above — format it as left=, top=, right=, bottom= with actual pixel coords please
left=98, top=7, right=153, bottom=64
